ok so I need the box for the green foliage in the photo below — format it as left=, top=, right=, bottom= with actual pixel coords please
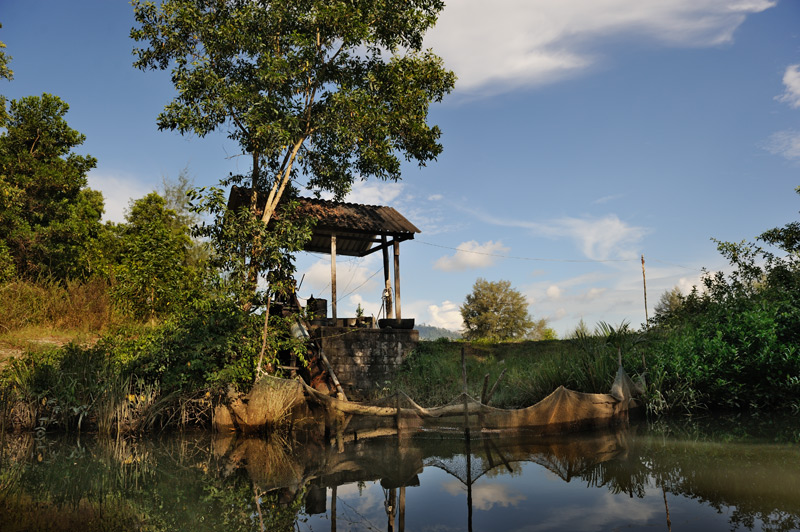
left=461, top=278, right=535, bottom=341
left=111, top=192, right=196, bottom=321
left=644, top=188, right=800, bottom=414
left=4, top=342, right=110, bottom=433
left=0, top=24, right=12, bottom=127
left=1, top=290, right=309, bottom=432
left=0, top=239, right=16, bottom=283
left=131, top=0, right=454, bottom=196
left=390, top=338, right=632, bottom=409
left=160, top=168, right=209, bottom=268
left=0, top=93, right=102, bottom=280
left=188, top=186, right=313, bottom=310
left=132, top=0, right=455, bottom=308
left=529, top=317, right=557, bottom=340
left=651, top=285, right=684, bottom=328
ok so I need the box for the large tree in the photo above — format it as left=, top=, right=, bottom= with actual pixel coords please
left=131, top=0, right=455, bottom=307
left=461, top=279, right=535, bottom=341
left=0, top=93, right=102, bottom=280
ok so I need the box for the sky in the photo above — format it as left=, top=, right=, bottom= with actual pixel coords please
left=2, top=0, right=799, bottom=336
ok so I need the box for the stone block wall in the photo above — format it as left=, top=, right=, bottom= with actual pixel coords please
left=311, top=327, right=419, bottom=400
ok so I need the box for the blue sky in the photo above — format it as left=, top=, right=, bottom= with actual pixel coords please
left=2, top=1, right=799, bottom=336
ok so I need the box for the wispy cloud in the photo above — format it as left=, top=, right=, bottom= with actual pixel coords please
left=593, top=194, right=623, bottom=205
left=460, top=207, right=648, bottom=261
left=763, top=130, right=800, bottom=160
left=433, top=240, right=510, bottom=271
left=776, top=64, right=800, bottom=109
left=426, top=0, right=775, bottom=95
left=555, top=216, right=648, bottom=261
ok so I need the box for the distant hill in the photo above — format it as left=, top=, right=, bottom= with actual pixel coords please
left=417, top=324, right=462, bottom=340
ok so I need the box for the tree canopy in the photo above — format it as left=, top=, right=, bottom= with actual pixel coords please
left=0, top=93, right=102, bottom=280
left=111, top=192, right=194, bottom=321
left=131, top=0, right=455, bottom=308
left=461, top=279, right=535, bottom=341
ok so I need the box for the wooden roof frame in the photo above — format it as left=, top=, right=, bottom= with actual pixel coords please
left=227, top=186, right=420, bottom=322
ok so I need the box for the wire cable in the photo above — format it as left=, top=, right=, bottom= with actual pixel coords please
left=415, top=239, right=702, bottom=270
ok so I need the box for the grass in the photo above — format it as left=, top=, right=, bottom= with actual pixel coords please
left=0, top=277, right=119, bottom=335
left=388, top=337, right=646, bottom=409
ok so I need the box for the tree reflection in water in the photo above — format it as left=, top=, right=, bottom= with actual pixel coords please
left=1, top=416, right=800, bottom=532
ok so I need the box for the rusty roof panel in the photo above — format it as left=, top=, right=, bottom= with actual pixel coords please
left=227, top=186, right=420, bottom=257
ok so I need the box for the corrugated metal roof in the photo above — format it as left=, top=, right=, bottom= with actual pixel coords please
left=227, top=186, right=420, bottom=257
left=296, top=198, right=420, bottom=235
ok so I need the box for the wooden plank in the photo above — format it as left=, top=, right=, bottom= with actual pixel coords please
left=393, top=239, right=401, bottom=320
left=383, top=235, right=393, bottom=319
left=331, top=234, right=337, bottom=320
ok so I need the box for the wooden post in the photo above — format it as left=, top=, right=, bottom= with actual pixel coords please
left=393, top=239, right=401, bottom=320
left=382, top=235, right=393, bottom=319
left=641, top=254, right=649, bottom=329
left=480, top=373, right=490, bottom=404
left=461, top=347, right=468, bottom=394
left=387, top=488, right=397, bottom=532
left=399, top=486, right=406, bottom=532
left=331, top=234, right=337, bottom=321
left=331, top=486, right=338, bottom=532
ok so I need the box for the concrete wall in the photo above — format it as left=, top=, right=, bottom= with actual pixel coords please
left=311, top=327, right=419, bottom=400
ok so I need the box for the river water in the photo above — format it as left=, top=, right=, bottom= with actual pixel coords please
left=1, top=415, right=799, bottom=531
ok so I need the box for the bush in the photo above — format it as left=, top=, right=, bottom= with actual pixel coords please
left=644, top=224, right=800, bottom=413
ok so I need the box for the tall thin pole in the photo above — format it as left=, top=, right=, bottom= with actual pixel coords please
left=331, top=234, right=337, bottom=321
left=393, top=239, right=401, bottom=320
left=382, top=235, right=393, bottom=319
left=641, top=254, right=649, bottom=329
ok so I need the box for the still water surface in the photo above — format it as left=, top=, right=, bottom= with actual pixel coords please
left=1, top=416, right=799, bottom=531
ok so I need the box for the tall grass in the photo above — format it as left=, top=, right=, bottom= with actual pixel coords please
left=0, top=277, right=118, bottom=334
left=388, top=336, right=645, bottom=409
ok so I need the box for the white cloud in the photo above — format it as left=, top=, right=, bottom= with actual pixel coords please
left=298, top=257, right=382, bottom=314
left=776, top=64, right=800, bottom=109
left=426, top=0, right=774, bottom=94
left=433, top=240, right=510, bottom=271
left=428, top=194, right=443, bottom=201
left=427, top=300, right=463, bottom=330
left=441, top=480, right=528, bottom=511
left=348, top=293, right=381, bottom=319
left=546, top=285, right=562, bottom=300
left=763, top=130, right=800, bottom=160
left=344, top=180, right=403, bottom=205
left=87, top=171, right=153, bottom=223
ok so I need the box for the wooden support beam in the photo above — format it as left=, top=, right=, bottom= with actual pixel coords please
left=383, top=235, right=393, bottom=319
left=331, top=234, right=337, bottom=321
left=393, top=239, right=401, bottom=320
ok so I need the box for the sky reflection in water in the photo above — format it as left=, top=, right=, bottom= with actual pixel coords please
left=2, top=416, right=800, bottom=532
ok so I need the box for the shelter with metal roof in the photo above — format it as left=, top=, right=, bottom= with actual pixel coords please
left=228, top=186, right=420, bottom=322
